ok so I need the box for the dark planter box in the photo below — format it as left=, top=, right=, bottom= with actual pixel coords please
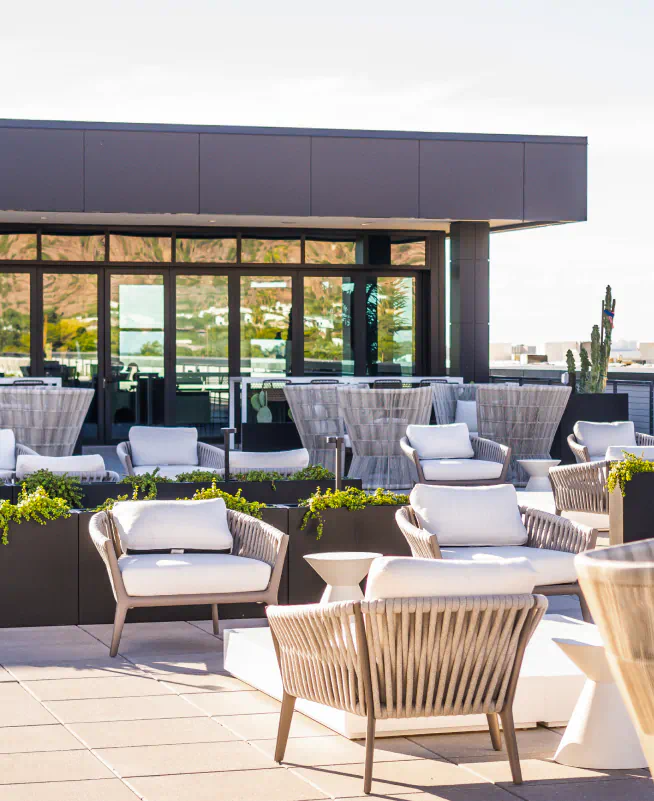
left=287, top=506, right=411, bottom=605
left=78, top=506, right=289, bottom=625
left=609, top=474, right=654, bottom=545
left=0, top=514, right=79, bottom=627
left=241, top=422, right=302, bottom=452
left=0, top=484, right=15, bottom=502
left=552, top=392, right=629, bottom=464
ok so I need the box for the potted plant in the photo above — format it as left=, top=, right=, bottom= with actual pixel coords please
left=286, top=486, right=411, bottom=604
left=607, top=453, right=654, bottom=545
left=553, top=286, right=629, bottom=463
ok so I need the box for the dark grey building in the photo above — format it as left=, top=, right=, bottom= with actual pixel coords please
left=0, top=119, right=587, bottom=444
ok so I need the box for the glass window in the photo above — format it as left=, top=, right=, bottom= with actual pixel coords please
left=366, top=276, right=416, bottom=375
left=176, top=237, right=237, bottom=263
left=42, top=235, right=105, bottom=261
left=390, top=237, right=426, bottom=265
left=305, top=238, right=357, bottom=264
left=304, top=276, right=354, bottom=375
left=176, top=275, right=229, bottom=435
left=240, top=276, right=292, bottom=376
left=110, top=235, right=172, bottom=262
left=0, top=233, right=37, bottom=260
left=241, top=238, right=301, bottom=264
left=0, top=272, right=31, bottom=376
left=43, top=273, right=99, bottom=440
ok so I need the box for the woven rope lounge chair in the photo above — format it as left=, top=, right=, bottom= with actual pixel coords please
left=567, top=421, right=654, bottom=464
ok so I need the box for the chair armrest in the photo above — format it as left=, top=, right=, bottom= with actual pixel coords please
left=520, top=505, right=598, bottom=554
left=636, top=432, right=654, bottom=447
left=548, top=461, right=609, bottom=515
left=89, top=512, right=127, bottom=601
left=228, top=510, right=289, bottom=602
left=16, top=443, right=39, bottom=457
left=198, top=441, right=225, bottom=469
left=567, top=434, right=590, bottom=463
left=104, top=471, right=121, bottom=483
left=399, top=437, right=425, bottom=483
left=116, top=442, right=133, bottom=475
left=471, top=436, right=511, bottom=478
left=395, top=506, right=441, bottom=558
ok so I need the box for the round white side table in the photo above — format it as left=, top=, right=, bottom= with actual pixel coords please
left=553, top=625, right=647, bottom=769
left=517, top=458, right=560, bottom=492
left=304, top=552, right=382, bottom=603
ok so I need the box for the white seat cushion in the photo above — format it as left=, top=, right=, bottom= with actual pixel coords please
left=420, top=458, right=502, bottom=481
left=16, top=454, right=105, bottom=480
left=410, top=483, right=528, bottom=546
left=0, top=429, right=16, bottom=471
left=133, top=465, right=224, bottom=480
left=111, top=498, right=232, bottom=552
left=230, top=448, right=309, bottom=471
left=574, top=421, right=636, bottom=458
left=605, top=445, right=654, bottom=462
left=454, top=400, right=478, bottom=434
left=119, top=553, right=271, bottom=596
left=365, top=555, right=536, bottom=600
left=589, top=455, right=606, bottom=462
left=407, top=424, right=474, bottom=459
left=129, top=426, right=199, bottom=467
left=442, top=545, right=578, bottom=586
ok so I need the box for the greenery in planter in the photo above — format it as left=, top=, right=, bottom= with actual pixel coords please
left=300, top=486, right=409, bottom=539
left=0, top=486, right=72, bottom=545
left=175, top=464, right=335, bottom=487
left=119, top=468, right=172, bottom=499
left=20, top=470, right=83, bottom=509
left=607, top=452, right=654, bottom=497
left=192, top=480, right=265, bottom=519
left=566, top=285, right=616, bottom=394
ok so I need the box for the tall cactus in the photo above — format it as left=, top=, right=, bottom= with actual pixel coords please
left=572, top=286, right=615, bottom=394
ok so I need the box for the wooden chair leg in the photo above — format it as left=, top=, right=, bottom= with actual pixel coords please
left=274, top=692, right=296, bottom=763
left=363, top=709, right=376, bottom=795
left=487, top=713, right=502, bottom=751
left=578, top=589, right=592, bottom=623
left=212, top=604, right=220, bottom=636
left=110, top=604, right=127, bottom=658
left=499, top=707, right=522, bottom=784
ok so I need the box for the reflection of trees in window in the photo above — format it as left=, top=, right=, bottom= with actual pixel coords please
left=367, top=277, right=415, bottom=369
left=176, top=238, right=237, bottom=263
left=305, top=240, right=356, bottom=264
left=0, top=273, right=30, bottom=356
left=0, top=234, right=37, bottom=260
left=240, top=278, right=292, bottom=361
left=304, top=277, right=351, bottom=366
left=241, top=239, right=300, bottom=264
left=176, top=276, right=228, bottom=359
left=390, top=240, right=425, bottom=265
left=42, top=235, right=105, bottom=261
left=43, top=274, right=98, bottom=354
left=110, top=236, right=171, bottom=262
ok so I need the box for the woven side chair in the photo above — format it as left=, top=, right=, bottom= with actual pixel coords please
left=268, top=595, right=547, bottom=793
left=549, top=461, right=610, bottom=529
left=399, top=434, right=511, bottom=486
left=90, top=509, right=288, bottom=657
left=396, top=505, right=597, bottom=622
left=117, top=439, right=224, bottom=476
left=568, top=431, right=654, bottom=464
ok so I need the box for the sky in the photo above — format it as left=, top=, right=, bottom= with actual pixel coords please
left=1, top=0, right=652, bottom=348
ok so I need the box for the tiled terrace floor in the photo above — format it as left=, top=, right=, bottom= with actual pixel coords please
left=1, top=602, right=651, bottom=801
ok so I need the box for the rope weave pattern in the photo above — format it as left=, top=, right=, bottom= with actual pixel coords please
left=228, top=509, right=284, bottom=567
left=283, top=385, right=346, bottom=473
left=395, top=507, right=441, bottom=558
left=549, top=461, right=610, bottom=515
left=521, top=505, right=595, bottom=554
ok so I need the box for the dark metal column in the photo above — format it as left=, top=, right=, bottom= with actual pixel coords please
left=426, top=232, right=446, bottom=375
left=449, top=222, right=490, bottom=383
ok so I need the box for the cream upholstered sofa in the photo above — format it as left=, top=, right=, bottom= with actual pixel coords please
left=15, top=453, right=119, bottom=483
left=117, top=427, right=225, bottom=479
left=0, top=428, right=38, bottom=482
left=90, top=497, right=288, bottom=656
left=268, top=555, right=546, bottom=793
left=400, top=423, right=511, bottom=485
left=568, top=420, right=654, bottom=463
left=396, top=483, right=597, bottom=621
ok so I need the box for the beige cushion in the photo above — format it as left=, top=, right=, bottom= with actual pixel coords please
left=407, top=424, right=474, bottom=459
left=129, top=426, right=199, bottom=467
left=133, top=465, right=224, bottom=480
left=454, top=400, right=478, bottom=433
left=111, top=498, right=232, bottom=552
left=574, top=421, right=636, bottom=458
left=230, top=448, right=309, bottom=471
left=420, top=458, right=502, bottom=481
left=365, top=555, right=537, bottom=600
left=16, top=454, right=105, bottom=480
left=119, top=553, right=271, bottom=596
left=0, top=429, right=16, bottom=471
left=442, top=545, right=578, bottom=586
left=605, top=445, right=654, bottom=462
left=409, top=483, right=528, bottom=546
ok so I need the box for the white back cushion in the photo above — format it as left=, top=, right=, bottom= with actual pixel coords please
left=0, top=429, right=16, bottom=471
left=230, top=448, right=309, bottom=470
left=409, top=483, right=528, bottom=546
left=16, top=454, right=105, bottom=480
left=574, top=421, right=636, bottom=457
left=129, top=427, right=199, bottom=467
left=454, top=400, right=478, bottom=434
left=407, top=424, right=474, bottom=460
left=606, top=445, right=654, bottom=462
left=365, top=556, right=536, bottom=600
left=111, top=498, right=232, bottom=552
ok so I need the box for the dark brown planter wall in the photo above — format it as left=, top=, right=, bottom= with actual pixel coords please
left=609, top=475, right=654, bottom=546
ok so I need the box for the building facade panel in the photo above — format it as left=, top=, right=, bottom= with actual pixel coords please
left=523, top=142, right=587, bottom=221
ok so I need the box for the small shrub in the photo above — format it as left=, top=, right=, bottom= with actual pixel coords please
left=175, top=469, right=222, bottom=483
left=119, top=468, right=171, bottom=499
left=20, top=470, right=83, bottom=509
left=607, top=452, right=654, bottom=497
left=192, top=480, right=265, bottom=519
left=1, top=486, right=72, bottom=546
left=300, top=486, right=409, bottom=539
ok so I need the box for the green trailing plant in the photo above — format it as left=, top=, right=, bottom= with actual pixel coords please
left=119, top=468, right=171, bottom=499
left=192, top=480, right=265, bottom=519
left=300, top=486, right=409, bottom=539
left=175, top=465, right=335, bottom=488
left=607, top=452, right=654, bottom=497
left=175, top=469, right=223, bottom=483
left=93, top=494, right=130, bottom=512
left=0, top=486, right=71, bottom=546
left=19, top=470, right=83, bottom=509
left=250, top=390, right=273, bottom=423
left=568, top=286, right=616, bottom=394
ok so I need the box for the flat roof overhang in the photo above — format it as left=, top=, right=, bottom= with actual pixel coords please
left=0, top=119, right=587, bottom=231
